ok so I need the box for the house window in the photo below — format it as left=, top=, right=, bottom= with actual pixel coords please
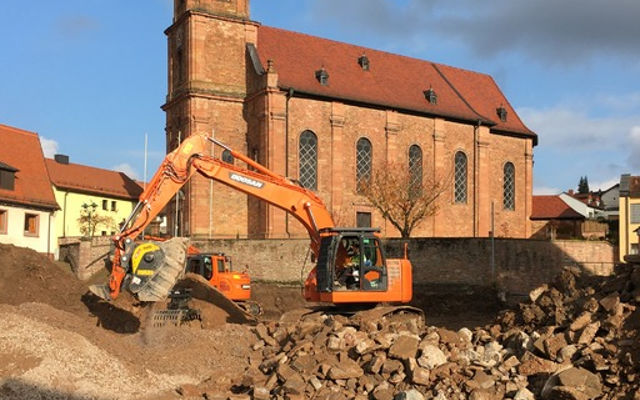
left=24, top=213, right=39, bottom=236
left=356, top=212, right=372, bottom=228
left=503, top=162, right=515, bottom=211
left=102, top=200, right=108, bottom=210
left=0, top=169, right=16, bottom=191
left=630, top=204, right=640, bottom=224
left=356, top=138, right=372, bottom=193
left=631, top=244, right=639, bottom=255
left=299, top=130, right=318, bottom=190
left=0, top=209, right=7, bottom=234
left=409, top=145, right=423, bottom=198
left=111, top=201, right=116, bottom=211
left=454, top=151, right=467, bottom=203
left=101, top=231, right=107, bottom=236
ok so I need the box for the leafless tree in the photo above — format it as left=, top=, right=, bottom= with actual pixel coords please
left=360, top=162, right=452, bottom=238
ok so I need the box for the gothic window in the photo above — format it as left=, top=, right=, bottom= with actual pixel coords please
left=503, top=162, right=515, bottom=210
left=454, top=151, right=467, bottom=203
left=408, top=145, right=423, bottom=198
left=356, top=138, right=372, bottom=193
left=299, top=130, right=318, bottom=190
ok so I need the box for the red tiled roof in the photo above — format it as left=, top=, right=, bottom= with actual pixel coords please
left=531, top=196, right=583, bottom=220
left=257, top=26, right=536, bottom=143
left=46, top=159, right=143, bottom=200
left=0, top=124, right=58, bottom=210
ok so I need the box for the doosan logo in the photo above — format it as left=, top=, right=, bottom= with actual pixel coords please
left=230, top=173, right=264, bottom=189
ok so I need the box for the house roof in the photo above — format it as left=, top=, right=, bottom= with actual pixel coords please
left=45, top=159, right=143, bottom=200
left=257, top=26, right=536, bottom=143
left=531, top=195, right=584, bottom=220
left=0, top=123, right=58, bottom=210
left=620, top=175, right=640, bottom=197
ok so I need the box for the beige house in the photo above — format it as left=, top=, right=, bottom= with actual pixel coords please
left=45, top=156, right=143, bottom=239
left=619, top=174, right=640, bottom=262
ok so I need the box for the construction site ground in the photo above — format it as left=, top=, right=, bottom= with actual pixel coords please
left=1, top=243, right=638, bottom=399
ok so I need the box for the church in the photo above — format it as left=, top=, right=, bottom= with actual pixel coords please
left=162, top=0, right=537, bottom=239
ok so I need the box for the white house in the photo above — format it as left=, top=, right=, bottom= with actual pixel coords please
left=0, top=124, right=59, bottom=257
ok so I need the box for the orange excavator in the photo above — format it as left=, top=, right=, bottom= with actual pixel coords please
left=90, top=133, right=413, bottom=318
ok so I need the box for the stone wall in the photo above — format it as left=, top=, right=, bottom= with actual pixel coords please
left=58, top=237, right=112, bottom=280
left=194, top=238, right=616, bottom=296
left=61, top=236, right=617, bottom=296
left=384, top=238, right=616, bottom=296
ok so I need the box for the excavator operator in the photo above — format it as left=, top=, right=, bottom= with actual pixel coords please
left=336, top=239, right=362, bottom=290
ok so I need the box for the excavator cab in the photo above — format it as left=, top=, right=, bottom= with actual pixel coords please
left=309, top=228, right=411, bottom=304
left=185, top=253, right=251, bottom=302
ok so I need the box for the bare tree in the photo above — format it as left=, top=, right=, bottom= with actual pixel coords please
left=359, top=162, right=451, bottom=238
left=78, top=210, right=115, bottom=237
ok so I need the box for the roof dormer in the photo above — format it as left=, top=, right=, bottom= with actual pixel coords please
left=0, top=162, right=18, bottom=191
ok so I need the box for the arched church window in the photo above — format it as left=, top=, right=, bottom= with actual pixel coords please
left=409, top=145, right=423, bottom=198
left=299, top=130, right=318, bottom=190
left=503, top=162, right=515, bottom=210
left=356, top=138, right=372, bottom=193
left=454, top=151, right=467, bottom=203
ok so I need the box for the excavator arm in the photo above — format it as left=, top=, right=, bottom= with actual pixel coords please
left=103, top=133, right=335, bottom=300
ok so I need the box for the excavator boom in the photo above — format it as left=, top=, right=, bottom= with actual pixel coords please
left=91, top=132, right=412, bottom=308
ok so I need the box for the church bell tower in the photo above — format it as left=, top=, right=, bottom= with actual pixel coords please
left=163, top=0, right=258, bottom=239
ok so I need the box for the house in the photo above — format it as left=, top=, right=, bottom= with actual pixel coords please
left=618, top=174, right=640, bottom=261
left=599, top=183, right=620, bottom=220
left=45, top=156, right=143, bottom=239
left=0, top=124, right=59, bottom=257
left=161, top=0, right=536, bottom=239
left=559, top=191, right=605, bottom=220
left=530, top=195, right=607, bottom=240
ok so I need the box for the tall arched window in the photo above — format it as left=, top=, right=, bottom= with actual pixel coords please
left=356, top=137, right=372, bottom=193
left=503, top=162, right=515, bottom=210
left=299, top=130, right=318, bottom=190
left=409, top=145, right=423, bottom=198
left=454, top=151, right=467, bottom=203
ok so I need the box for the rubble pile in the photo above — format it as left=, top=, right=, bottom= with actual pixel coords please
left=496, top=264, right=640, bottom=399
left=183, top=265, right=640, bottom=400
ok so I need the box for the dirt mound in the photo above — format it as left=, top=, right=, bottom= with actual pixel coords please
left=0, top=244, right=88, bottom=315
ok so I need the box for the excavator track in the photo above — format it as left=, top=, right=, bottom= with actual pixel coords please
left=280, top=304, right=425, bottom=332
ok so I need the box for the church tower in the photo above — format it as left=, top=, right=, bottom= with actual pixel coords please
left=163, top=0, right=258, bottom=238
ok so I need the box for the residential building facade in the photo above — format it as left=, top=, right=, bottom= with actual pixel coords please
left=0, top=124, right=59, bottom=256
left=619, top=175, right=640, bottom=261
left=45, top=157, right=143, bottom=239
left=163, top=0, right=537, bottom=239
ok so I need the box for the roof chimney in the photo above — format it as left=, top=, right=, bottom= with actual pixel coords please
left=54, top=154, right=69, bottom=165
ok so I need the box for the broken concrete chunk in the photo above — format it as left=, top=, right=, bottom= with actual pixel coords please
left=417, top=344, right=447, bottom=369
left=529, top=284, right=549, bottom=302
left=393, top=389, right=425, bottom=400
left=569, top=312, right=593, bottom=332
left=513, top=388, right=535, bottom=400
left=599, top=293, right=620, bottom=313
left=388, top=335, right=419, bottom=360
left=410, top=366, right=430, bottom=386
left=577, top=322, right=601, bottom=345
left=556, top=367, right=603, bottom=398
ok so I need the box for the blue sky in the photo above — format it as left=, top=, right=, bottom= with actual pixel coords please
left=1, top=1, right=639, bottom=194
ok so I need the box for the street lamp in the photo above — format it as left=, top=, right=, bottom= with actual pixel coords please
left=81, top=201, right=98, bottom=237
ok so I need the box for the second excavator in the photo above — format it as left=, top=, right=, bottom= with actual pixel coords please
left=90, top=133, right=414, bottom=319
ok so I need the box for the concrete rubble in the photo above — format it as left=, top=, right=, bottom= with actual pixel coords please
left=179, top=263, right=640, bottom=399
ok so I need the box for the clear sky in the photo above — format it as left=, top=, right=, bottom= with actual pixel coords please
left=1, top=1, right=639, bottom=194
